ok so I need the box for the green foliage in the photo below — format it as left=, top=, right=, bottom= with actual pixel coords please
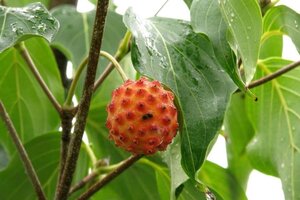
left=246, top=58, right=300, bottom=199
left=219, top=0, right=262, bottom=83
left=0, top=3, right=59, bottom=52
left=224, top=93, right=254, bottom=189
left=198, top=161, right=248, bottom=200
left=0, top=37, right=63, bottom=155
left=124, top=8, right=235, bottom=178
left=0, top=0, right=300, bottom=199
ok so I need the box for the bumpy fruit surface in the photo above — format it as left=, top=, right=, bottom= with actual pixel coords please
left=106, top=77, right=179, bottom=155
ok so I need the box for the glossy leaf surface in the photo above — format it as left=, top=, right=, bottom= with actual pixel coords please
left=0, top=3, right=59, bottom=52
left=124, top=9, right=235, bottom=178
left=191, top=0, right=243, bottom=90
left=219, top=0, right=262, bottom=83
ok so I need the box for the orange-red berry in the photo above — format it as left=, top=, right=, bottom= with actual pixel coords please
left=106, top=77, right=178, bottom=155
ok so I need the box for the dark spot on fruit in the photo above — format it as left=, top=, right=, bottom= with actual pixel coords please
left=125, top=87, right=132, bottom=95
left=107, top=103, right=115, bottom=113
left=147, top=94, right=156, bottom=103
left=126, top=112, right=135, bottom=120
left=133, top=138, right=139, bottom=144
left=161, top=93, right=168, bottom=101
left=128, top=125, right=134, bottom=132
left=138, top=129, right=145, bottom=136
left=119, top=134, right=127, bottom=142
left=115, top=115, right=124, bottom=125
left=136, top=79, right=145, bottom=86
left=142, top=113, right=153, bottom=120
left=150, top=125, right=158, bottom=132
left=136, top=88, right=147, bottom=97
left=162, top=116, right=171, bottom=125
left=121, top=99, right=130, bottom=107
left=148, top=138, right=159, bottom=146
left=137, top=102, right=145, bottom=111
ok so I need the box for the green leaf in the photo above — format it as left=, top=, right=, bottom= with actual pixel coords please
left=91, top=162, right=161, bottom=200
left=51, top=5, right=126, bottom=68
left=0, top=3, right=59, bottom=52
left=224, top=93, right=254, bottom=189
left=198, top=161, right=248, bottom=200
left=190, top=0, right=244, bottom=90
left=124, top=9, right=235, bottom=178
left=161, top=136, right=188, bottom=200
left=0, top=37, right=64, bottom=155
left=263, top=5, right=300, bottom=53
left=183, top=0, right=193, bottom=8
left=177, top=179, right=207, bottom=200
left=246, top=58, right=300, bottom=200
left=0, top=133, right=90, bottom=199
left=5, top=0, right=50, bottom=8
left=0, top=144, right=9, bottom=170
left=219, top=0, right=262, bottom=83
left=259, top=35, right=282, bottom=59
left=51, top=6, right=127, bottom=96
left=0, top=133, right=59, bottom=200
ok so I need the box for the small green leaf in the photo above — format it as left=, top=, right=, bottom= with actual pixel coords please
left=198, top=161, right=248, bottom=200
left=0, top=37, right=64, bottom=155
left=0, top=3, right=59, bottom=52
left=124, top=9, right=235, bottom=178
left=263, top=5, right=300, bottom=53
left=246, top=58, right=300, bottom=200
left=191, top=0, right=240, bottom=89
left=219, top=0, right=262, bottom=83
left=224, top=93, right=254, bottom=189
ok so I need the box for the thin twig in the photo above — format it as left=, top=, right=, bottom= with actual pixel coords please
left=69, top=159, right=117, bottom=195
left=0, top=101, right=47, bottom=200
left=69, top=170, right=99, bottom=195
left=100, top=51, right=128, bottom=81
left=77, top=154, right=143, bottom=200
left=54, top=0, right=110, bottom=199
left=247, top=60, right=300, bottom=89
left=94, top=31, right=132, bottom=91
left=16, top=43, right=62, bottom=114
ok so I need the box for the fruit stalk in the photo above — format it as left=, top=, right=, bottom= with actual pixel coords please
left=77, top=154, right=143, bottom=200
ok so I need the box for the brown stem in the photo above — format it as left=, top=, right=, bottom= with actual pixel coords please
left=54, top=0, right=110, bottom=199
left=58, top=108, right=75, bottom=182
left=77, top=154, right=143, bottom=200
left=16, top=43, right=62, bottom=115
left=247, top=60, right=300, bottom=89
left=0, top=101, right=47, bottom=200
left=69, top=170, right=99, bottom=195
